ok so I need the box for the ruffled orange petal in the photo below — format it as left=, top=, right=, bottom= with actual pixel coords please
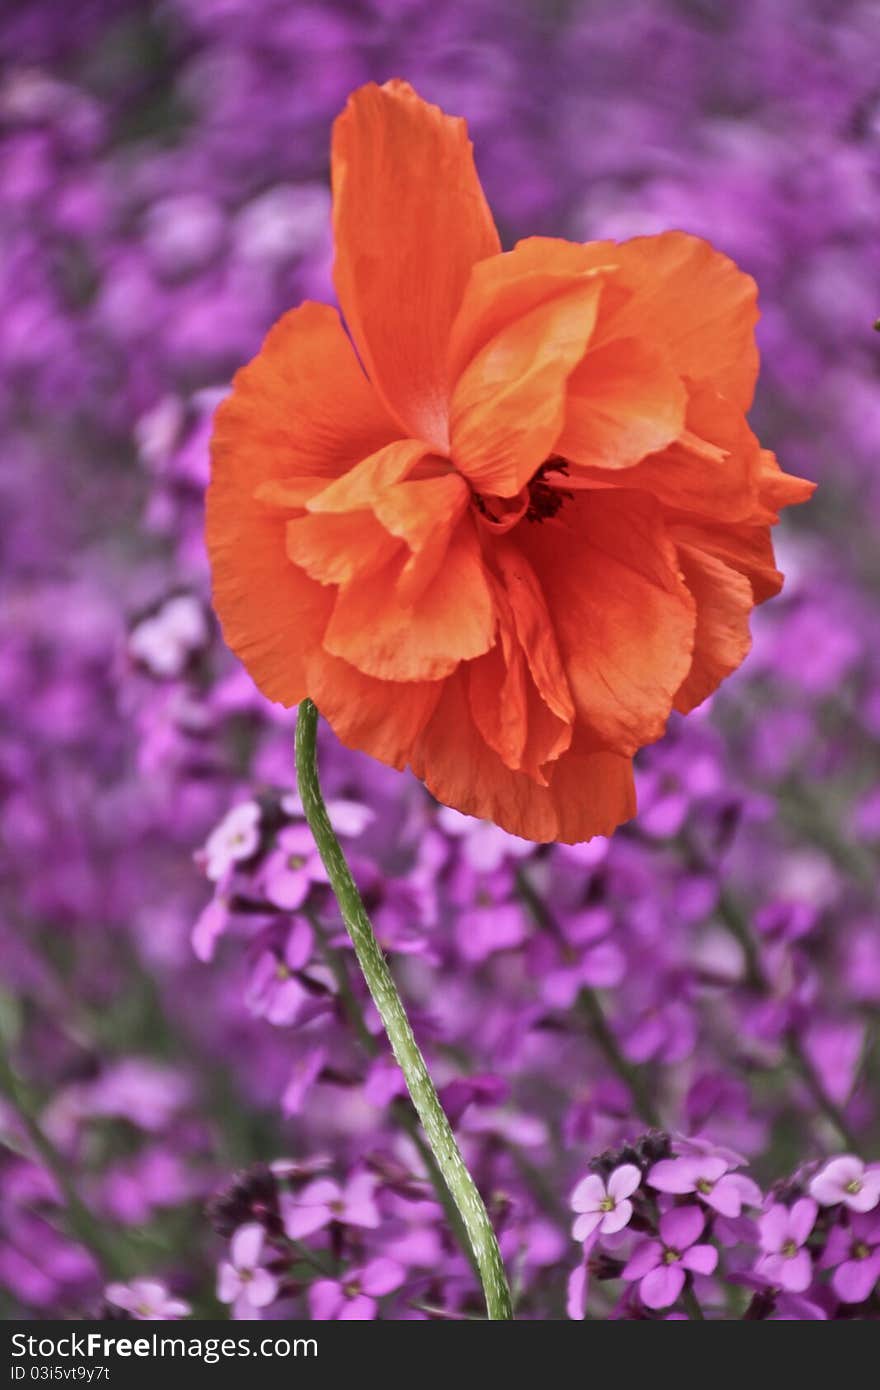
left=307, top=649, right=443, bottom=770
left=331, top=80, right=500, bottom=448
left=411, top=673, right=635, bottom=843
left=674, top=543, right=755, bottom=713
left=557, top=335, right=686, bottom=470
left=323, top=516, right=495, bottom=682
left=511, top=232, right=760, bottom=409
left=207, top=302, right=397, bottom=704
left=449, top=279, right=603, bottom=497
left=668, top=516, right=784, bottom=604
left=519, top=492, right=696, bottom=756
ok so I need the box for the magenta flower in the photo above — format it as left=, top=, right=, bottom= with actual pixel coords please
left=308, top=1258, right=405, bottom=1320
left=246, top=920, right=315, bottom=1026
left=281, top=1172, right=380, bottom=1239
left=201, top=802, right=261, bottom=882
left=648, top=1154, right=762, bottom=1218
left=217, top=1224, right=278, bottom=1311
left=105, top=1278, right=190, bottom=1320
left=756, top=1199, right=817, bottom=1293
left=260, top=824, right=327, bottom=911
left=819, top=1211, right=880, bottom=1303
left=571, top=1164, right=641, bottom=1241
left=622, top=1206, right=718, bottom=1310
left=809, top=1156, right=880, bottom=1213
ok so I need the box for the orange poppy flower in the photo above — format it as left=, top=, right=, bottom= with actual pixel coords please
left=207, top=80, right=814, bottom=844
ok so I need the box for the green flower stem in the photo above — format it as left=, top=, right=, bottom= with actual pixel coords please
left=295, top=700, right=513, bottom=1321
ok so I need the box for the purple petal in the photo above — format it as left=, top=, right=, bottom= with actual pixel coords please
left=789, top=1197, right=818, bottom=1246
left=648, top=1157, right=697, bottom=1195
left=247, top=1268, right=278, bottom=1309
left=833, top=1253, right=880, bottom=1304
left=705, top=1176, right=743, bottom=1218
left=759, top=1203, right=789, bottom=1254
left=600, top=1198, right=633, bottom=1235
left=338, top=1294, right=378, bottom=1320
left=622, top=1239, right=662, bottom=1281
left=361, top=1258, right=406, bottom=1297
left=216, top=1264, right=240, bottom=1303
left=566, top=1263, right=589, bottom=1321
left=230, top=1223, right=263, bottom=1269
left=640, top=1264, right=685, bottom=1310
left=682, top=1243, right=718, bottom=1276
left=780, top=1249, right=812, bottom=1293
left=571, top=1173, right=605, bottom=1213
left=659, top=1204, right=704, bottom=1251
left=809, top=1156, right=862, bottom=1206
left=607, top=1164, right=642, bottom=1201
left=308, top=1280, right=345, bottom=1321
left=572, top=1210, right=603, bottom=1243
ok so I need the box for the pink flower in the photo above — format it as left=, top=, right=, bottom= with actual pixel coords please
left=809, top=1156, right=880, bottom=1213
left=201, top=802, right=261, bottom=882
left=756, top=1199, right=817, bottom=1292
left=819, top=1211, right=880, bottom=1304
left=648, top=1153, right=762, bottom=1218
left=308, top=1258, right=405, bottom=1320
left=571, top=1163, right=641, bottom=1241
left=281, top=1172, right=380, bottom=1239
left=260, top=824, right=328, bottom=910
left=217, top=1224, right=278, bottom=1311
left=622, top=1206, right=718, bottom=1309
left=105, top=1278, right=190, bottom=1320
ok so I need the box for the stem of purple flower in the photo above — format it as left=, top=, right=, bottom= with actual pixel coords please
left=295, top=700, right=513, bottom=1321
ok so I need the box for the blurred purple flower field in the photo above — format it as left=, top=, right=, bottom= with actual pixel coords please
left=1, top=0, right=878, bottom=1320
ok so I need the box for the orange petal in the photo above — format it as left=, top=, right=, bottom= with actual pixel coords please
left=306, top=439, right=431, bottom=514
left=411, top=673, right=635, bottom=843
left=756, top=448, right=816, bottom=518
left=286, top=512, right=399, bottom=587
left=331, top=80, right=500, bottom=448
left=207, top=302, right=395, bottom=704
left=574, top=382, right=762, bottom=521
left=513, top=233, right=760, bottom=409
left=519, top=491, right=696, bottom=755
left=493, top=542, right=574, bottom=725
left=323, top=516, right=495, bottom=681
left=674, top=543, right=755, bottom=713
left=558, top=335, right=686, bottom=470
left=307, top=650, right=443, bottom=770
left=669, top=517, right=784, bottom=604
left=449, top=279, right=603, bottom=497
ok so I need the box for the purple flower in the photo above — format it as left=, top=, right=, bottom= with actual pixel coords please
left=245, top=920, right=315, bottom=1026
left=104, top=1279, right=190, bottom=1320
left=281, top=1173, right=380, bottom=1239
left=809, top=1156, right=880, bottom=1213
left=622, top=1206, right=718, bottom=1310
left=260, top=825, right=327, bottom=911
left=201, top=803, right=261, bottom=882
left=648, top=1154, right=762, bottom=1218
left=308, top=1258, right=405, bottom=1320
left=571, top=1164, right=641, bottom=1241
left=756, top=1199, right=817, bottom=1293
left=819, top=1211, right=880, bottom=1303
left=217, top=1224, right=278, bottom=1311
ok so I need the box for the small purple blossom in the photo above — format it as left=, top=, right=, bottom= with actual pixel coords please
left=201, top=803, right=261, bottom=882
left=308, top=1258, right=405, bottom=1320
left=104, top=1279, right=190, bottom=1320
left=819, top=1211, right=880, bottom=1304
left=756, top=1199, right=817, bottom=1293
left=217, top=1224, right=278, bottom=1312
left=281, top=1173, right=380, bottom=1239
left=622, top=1206, right=718, bottom=1310
left=648, top=1154, right=762, bottom=1218
left=259, top=824, right=327, bottom=911
left=809, top=1156, right=880, bottom=1213
left=571, top=1164, right=640, bottom=1241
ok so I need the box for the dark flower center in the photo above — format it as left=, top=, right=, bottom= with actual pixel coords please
left=524, top=457, right=573, bottom=523
left=663, top=1247, right=681, bottom=1264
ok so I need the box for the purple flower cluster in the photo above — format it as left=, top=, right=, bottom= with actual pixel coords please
left=567, top=1138, right=880, bottom=1319
left=2, top=0, right=879, bottom=1320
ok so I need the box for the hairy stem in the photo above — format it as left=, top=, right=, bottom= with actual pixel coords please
left=295, top=700, right=513, bottom=1320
